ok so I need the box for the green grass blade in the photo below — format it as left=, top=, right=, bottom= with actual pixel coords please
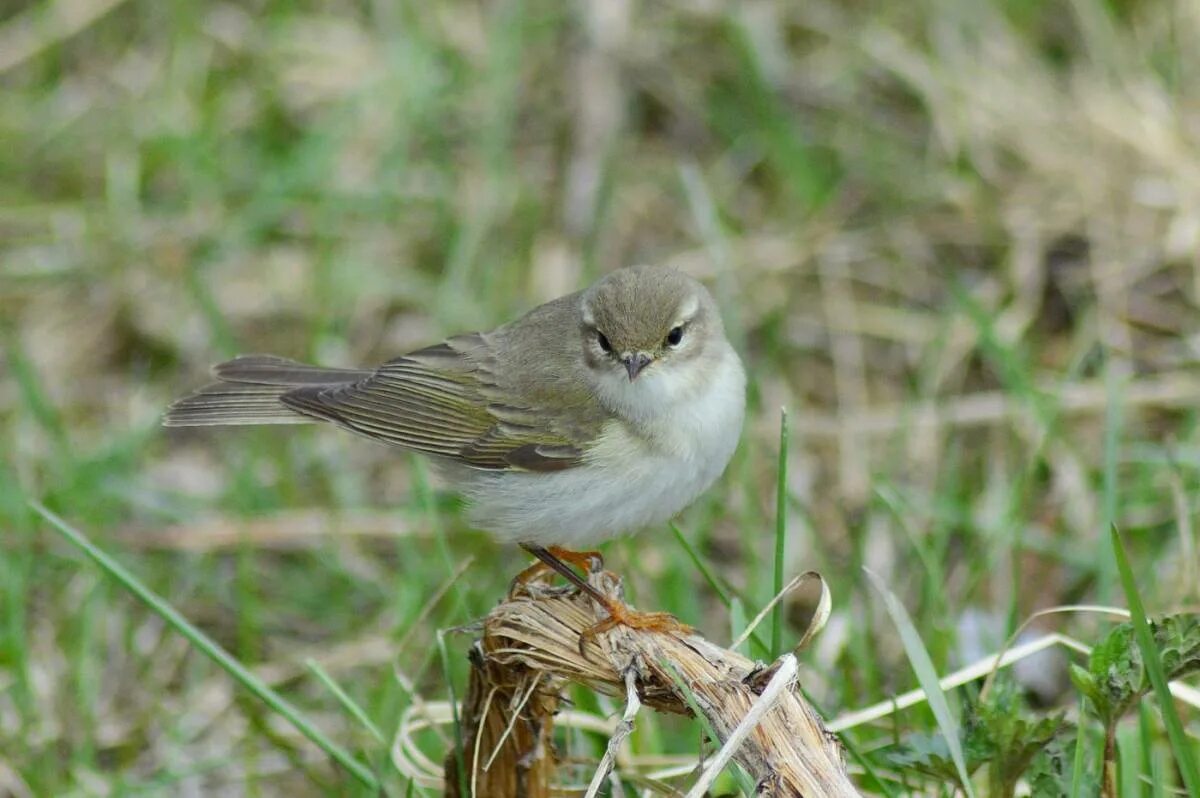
left=671, top=523, right=773, bottom=658
left=729, top=596, right=749, bottom=658
left=3, top=329, right=68, bottom=453
left=839, top=728, right=900, bottom=798
left=1110, top=525, right=1200, bottom=795
left=306, top=658, right=386, bottom=745
left=865, top=567, right=977, bottom=798
left=661, top=660, right=756, bottom=797
left=30, top=501, right=380, bottom=791
left=1100, top=367, right=1124, bottom=603
left=1138, top=702, right=1156, bottom=798
left=670, top=522, right=733, bottom=608
left=772, top=407, right=789, bottom=657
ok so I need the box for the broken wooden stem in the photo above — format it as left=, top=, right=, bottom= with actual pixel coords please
left=444, top=570, right=861, bottom=797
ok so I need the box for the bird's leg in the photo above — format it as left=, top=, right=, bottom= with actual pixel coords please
left=511, top=546, right=603, bottom=587
left=547, top=545, right=604, bottom=573
left=515, top=543, right=610, bottom=603
left=516, top=543, right=690, bottom=650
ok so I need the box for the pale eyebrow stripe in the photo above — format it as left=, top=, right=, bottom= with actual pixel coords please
left=672, top=295, right=700, bottom=326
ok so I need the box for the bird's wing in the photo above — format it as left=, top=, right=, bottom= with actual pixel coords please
left=279, top=333, right=587, bottom=472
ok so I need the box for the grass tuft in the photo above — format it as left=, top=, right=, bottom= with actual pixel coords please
left=30, top=501, right=380, bottom=791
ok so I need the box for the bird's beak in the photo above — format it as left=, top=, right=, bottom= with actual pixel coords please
left=622, top=353, right=652, bottom=381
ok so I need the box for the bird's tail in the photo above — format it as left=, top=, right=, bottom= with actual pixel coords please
left=163, top=355, right=370, bottom=427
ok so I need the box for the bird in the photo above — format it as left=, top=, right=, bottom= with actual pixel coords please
left=165, top=265, right=746, bottom=639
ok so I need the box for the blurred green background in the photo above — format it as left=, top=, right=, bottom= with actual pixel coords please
left=2, top=0, right=1199, bottom=794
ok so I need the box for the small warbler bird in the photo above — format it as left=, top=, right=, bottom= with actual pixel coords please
left=166, top=265, right=745, bottom=636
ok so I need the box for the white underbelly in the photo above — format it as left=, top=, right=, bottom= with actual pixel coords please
left=457, top=355, right=745, bottom=547
left=462, top=444, right=730, bottom=547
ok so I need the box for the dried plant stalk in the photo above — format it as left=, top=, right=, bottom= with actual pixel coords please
left=444, top=570, right=860, bottom=797
left=444, top=643, right=563, bottom=798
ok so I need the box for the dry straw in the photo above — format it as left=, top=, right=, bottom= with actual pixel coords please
left=394, top=569, right=859, bottom=797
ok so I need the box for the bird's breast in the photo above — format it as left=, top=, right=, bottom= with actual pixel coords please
left=582, top=348, right=746, bottom=513
left=457, top=349, right=745, bottom=548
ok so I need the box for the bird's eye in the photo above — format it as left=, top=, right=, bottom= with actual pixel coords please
left=666, top=326, right=684, bottom=346
left=597, top=331, right=613, bottom=353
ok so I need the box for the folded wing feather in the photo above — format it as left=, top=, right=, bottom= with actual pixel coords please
left=165, top=345, right=584, bottom=472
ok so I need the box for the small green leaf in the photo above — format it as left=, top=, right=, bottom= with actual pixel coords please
left=884, top=731, right=976, bottom=786
left=1068, top=664, right=1100, bottom=710
left=1028, top=736, right=1097, bottom=798
left=1071, top=613, right=1200, bottom=730
left=886, top=681, right=1068, bottom=797
left=974, top=684, right=1067, bottom=797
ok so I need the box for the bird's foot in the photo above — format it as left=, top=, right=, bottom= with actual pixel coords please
left=513, top=543, right=689, bottom=656
left=578, top=595, right=691, bottom=655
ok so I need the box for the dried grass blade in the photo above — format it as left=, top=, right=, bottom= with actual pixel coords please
left=683, top=654, right=798, bottom=798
